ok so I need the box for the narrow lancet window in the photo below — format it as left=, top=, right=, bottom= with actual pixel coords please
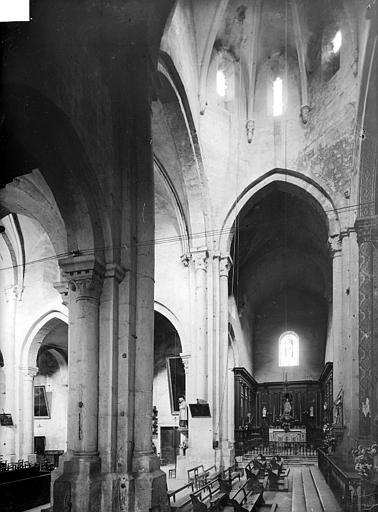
left=332, top=30, right=342, bottom=54
left=272, top=77, right=283, bottom=117
left=216, top=69, right=227, bottom=97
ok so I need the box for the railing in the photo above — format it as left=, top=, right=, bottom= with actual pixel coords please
left=248, top=441, right=318, bottom=457
left=318, top=448, right=361, bottom=512
left=0, top=458, right=55, bottom=472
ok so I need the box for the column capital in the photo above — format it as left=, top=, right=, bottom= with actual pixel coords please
left=328, top=236, right=342, bottom=257
left=180, top=253, right=192, bottom=267
left=54, top=281, right=69, bottom=306
left=59, top=255, right=105, bottom=300
left=180, top=354, right=190, bottom=374
left=20, top=366, right=38, bottom=379
left=192, top=249, right=209, bottom=271
left=219, top=255, right=233, bottom=277
left=355, top=216, right=378, bottom=244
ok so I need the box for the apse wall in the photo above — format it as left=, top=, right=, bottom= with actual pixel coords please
left=253, top=289, right=328, bottom=382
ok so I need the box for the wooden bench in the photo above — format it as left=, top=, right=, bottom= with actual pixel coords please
left=245, top=464, right=269, bottom=490
left=252, top=458, right=267, bottom=476
left=188, top=464, right=205, bottom=488
left=190, top=477, right=229, bottom=511
left=269, top=456, right=290, bottom=477
left=168, top=481, right=194, bottom=510
left=221, top=463, right=241, bottom=489
left=0, top=471, right=51, bottom=512
left=195, top=464, right=219, bottom=489
left=266, top=466, right=289, bottom=492
left=226, top=477, right=265, bottom=511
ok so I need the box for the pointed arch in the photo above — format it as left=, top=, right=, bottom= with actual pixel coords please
left=21, top=310, right=68, bottom=369
left=218, top=169, right=341, bottom=253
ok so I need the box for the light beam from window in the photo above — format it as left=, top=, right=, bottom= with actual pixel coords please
left=216, top=69, right=227, bottom=97
left=273, top=77, right=283, bottom=117
left=332, top=30, right=342, bottom=54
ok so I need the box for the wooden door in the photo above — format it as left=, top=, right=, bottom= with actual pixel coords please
left=160, top=427, right=179, bottom=465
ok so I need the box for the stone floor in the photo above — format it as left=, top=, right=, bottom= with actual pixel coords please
left=26, top=463, right=341, bottom=512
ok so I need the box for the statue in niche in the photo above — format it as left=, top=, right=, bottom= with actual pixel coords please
left=334, top=389, right=344, bottom=425
left=361, top=397, right=371, bottom=436
left=178, top=396, right=188, bottom=428
left=283, top=398, right=292, bottom=417
left=285, top=339, right=293, bottom=359
left=262, top=406, right=267, bottom=418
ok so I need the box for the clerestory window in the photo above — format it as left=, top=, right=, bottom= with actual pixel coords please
left=278, top=331, right=299, bottom=367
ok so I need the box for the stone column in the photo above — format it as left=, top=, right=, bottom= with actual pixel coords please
left=128, top=59, right=168, bottom=512
left=20, top=366, right=38, bottom=460
left=329, top=236, right=344, bottom=420
left=219, top=255, right=233, bottom=467
left=53, top=255, right=104, bottom=512
left=192, top=249, right=209, bottom=401
left=0, top=285, right=22, bottom=461
left=355, top=216, right=378, bottom=439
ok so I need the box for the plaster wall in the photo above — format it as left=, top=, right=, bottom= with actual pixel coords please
left=228, top=296, right=253, bottom=376
left=14, top=215, right=62, bottom=365
left=33, top=365, right=68, bottom=451
left=253, top=289, right=328, bottom=382
left=194, top=18, right=358, bottom=228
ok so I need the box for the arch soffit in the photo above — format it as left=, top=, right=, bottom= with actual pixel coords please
left=1, top=84, right=107, bottom=258
left=21, top=310, right=68, bottom=369
left=154, top=301, right=187, bottom=354
left=154, top=156, right=190, bottom=254
left=0, top=170, right=67, bottom=256
left=219, top=169, right=341, bottom=253
left=157, top=52, right=210, bottom=243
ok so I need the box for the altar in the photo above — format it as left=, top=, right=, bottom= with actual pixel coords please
left=269, top=428, right=306, bottom=443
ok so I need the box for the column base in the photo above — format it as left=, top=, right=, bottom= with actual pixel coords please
left=52, top=454, right=101, bottom=512
left=132, top=452, right=169, bottom=512
left=220, top=441, right=235, bottom=469
left=100, top=471, right=134, bottom=512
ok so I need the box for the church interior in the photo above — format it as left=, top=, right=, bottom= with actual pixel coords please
left=0, top=0, right=378, bottom=511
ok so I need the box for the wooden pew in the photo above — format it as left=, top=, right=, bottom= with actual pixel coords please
left=245, top=465, right=268, bottom=490
left=252, top=457, right=266, bottom=476
left=187, top=464, right=205, bottom=488
left=266, top=465, right=289, bottom=492
left=190, top=476, right=229, bottom=511
left=168, top=481, right=194, bottom=510
left=269, top=456, right=290, bottom=477
left=0, top=470, right=51, bottom=512
left=221, top=463, right=242, bottom=488
left=226, top=477, right=265, bottom=511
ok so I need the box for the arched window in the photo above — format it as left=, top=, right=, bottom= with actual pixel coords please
left=322, top=26, right=342, bottom=81
left=272, top=77, right=283, bottom=116
left=278, top=331, right=299, bottom=367
left=216, top=54, right=235, bottom=103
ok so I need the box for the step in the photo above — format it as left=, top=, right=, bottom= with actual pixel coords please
left=291, top=469, right=306, bottom=512
left=301, top=467, right=323, bottom=512
left=310, top=466, right=342, bottom=512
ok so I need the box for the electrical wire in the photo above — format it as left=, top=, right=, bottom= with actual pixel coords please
left=0, top=199, right=373, bottom=274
